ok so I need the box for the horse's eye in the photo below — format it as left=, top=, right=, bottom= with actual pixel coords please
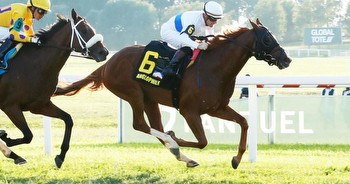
left=81, top=29, right=88, bottom=35
left=263, top=36, right=271, bottom=46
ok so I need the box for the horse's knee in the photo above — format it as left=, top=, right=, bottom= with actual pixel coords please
left=198, top=140, right=208, bottom=149
left=63, top=114, right=74, bottom=128
left=23, top=132, right=33, bottom=144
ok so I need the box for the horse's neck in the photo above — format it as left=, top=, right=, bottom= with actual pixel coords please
left=229, top=30, right=255, bottom=70
left=205, top=30, right=255, bottom=78
left=41, top=24, right=73, bottom=72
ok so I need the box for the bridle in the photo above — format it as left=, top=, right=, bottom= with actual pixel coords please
left=253, top=27, right=283, bottom=66
left=69, top=18, right=103, bottom=56
left=39, top=18, right=103, bottom=56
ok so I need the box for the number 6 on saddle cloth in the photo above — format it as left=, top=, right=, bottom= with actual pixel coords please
left=135, top=40, right=199, bottom=108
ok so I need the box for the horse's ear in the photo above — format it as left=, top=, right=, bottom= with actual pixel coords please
left=249, top=19, right=258, bottom=29
left=71, top=9, right=77, bottom=21
left=256, top=18, right=263, bottom=26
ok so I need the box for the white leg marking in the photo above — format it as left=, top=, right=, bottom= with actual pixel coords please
left=0, top=140, right=11, bottom=157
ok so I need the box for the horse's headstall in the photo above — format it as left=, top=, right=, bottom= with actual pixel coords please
left=253, top=27, right=279, bottom=65
left=254, top=51, right=277, bottom=66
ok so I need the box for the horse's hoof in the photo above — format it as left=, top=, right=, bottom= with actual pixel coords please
left=186, top=160, right=199, bottom=168
left=55, top=155, right=63, bottom=168
left=231, top=156, right=239, bottom=169
left=14, top=157, right=27, bottom=165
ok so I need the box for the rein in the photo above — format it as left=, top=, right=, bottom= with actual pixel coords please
left=194, top=29, right=280, bottom=66
left=192, top=35, right=254, bottom=54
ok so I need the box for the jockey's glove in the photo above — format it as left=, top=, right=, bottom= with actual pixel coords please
left=197, top=42, right=208, bottom=50
left=30, top=37, right=41, bottom=44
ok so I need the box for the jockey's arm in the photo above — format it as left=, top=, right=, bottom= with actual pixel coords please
left=179, top=33, right=199, bottom=49
left=9, top=7, right=34, bottom=42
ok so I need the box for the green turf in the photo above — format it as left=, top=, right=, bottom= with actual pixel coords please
left=1, top=141, right=350, bottom=184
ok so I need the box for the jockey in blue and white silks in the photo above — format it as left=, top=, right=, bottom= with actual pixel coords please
left=160, top=1, right=223, bottom=77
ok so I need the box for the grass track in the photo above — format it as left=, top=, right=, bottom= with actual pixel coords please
left=1, top=142, right=350, bottom=183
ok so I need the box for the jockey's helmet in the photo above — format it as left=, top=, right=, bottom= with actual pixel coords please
left=27, top=0, right=51, bottom=12
left=203, top=1, right=223, bottom=19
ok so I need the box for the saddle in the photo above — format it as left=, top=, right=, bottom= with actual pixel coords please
left=134, top=40, right=198, bottom=108
left=0, top=43, right=23, bottom=75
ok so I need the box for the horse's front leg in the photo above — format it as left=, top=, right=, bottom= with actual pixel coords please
left=208, top=106, right=248, bottom=169
left=144, top=100, right=199, bottom=167
left=31, top=101, right=73, bottom=169
left=1, top=106, right=34, bottom=147
left=0, top=138, right=27, bottom=165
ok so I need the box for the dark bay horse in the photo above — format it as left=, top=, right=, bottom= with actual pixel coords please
left=55, top=19, right=291, bottom=169
left=0, top=9, right=109, bottom=168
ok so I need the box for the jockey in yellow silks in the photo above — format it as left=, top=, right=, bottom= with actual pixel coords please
left=0, top=0, right=51, bottom=63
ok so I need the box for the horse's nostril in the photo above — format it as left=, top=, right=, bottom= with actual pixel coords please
left=99, top=49, right=109, bottom=56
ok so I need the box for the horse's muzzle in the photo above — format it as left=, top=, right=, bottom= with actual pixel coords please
left=92, top=48, right=109, bottom=62
left=278, top=57, right=292, bottom=69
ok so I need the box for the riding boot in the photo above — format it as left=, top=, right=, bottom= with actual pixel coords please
left=0, top=39, right=14, bottom=64
left=162, top=49, right=187, bottom=77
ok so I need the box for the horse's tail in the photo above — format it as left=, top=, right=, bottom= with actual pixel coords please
left=54, top=66, right=104, bottom=96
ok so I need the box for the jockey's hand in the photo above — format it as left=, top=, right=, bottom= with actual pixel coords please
left=30, top=37, right=41, bottom=45
left=197, top=42, right=208, bottom=50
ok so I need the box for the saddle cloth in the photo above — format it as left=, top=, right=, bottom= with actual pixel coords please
left=135, top=40, right=193, bottom=89
left=134, top=40, right=196, bottom=108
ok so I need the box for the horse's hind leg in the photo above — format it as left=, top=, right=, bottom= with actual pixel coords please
left=0, top=139, right=27, bottom=165
left=144, top=101, right=199, bottom=167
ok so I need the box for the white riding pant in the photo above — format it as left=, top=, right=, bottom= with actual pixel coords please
left=0, top=27, right=10, bottom=41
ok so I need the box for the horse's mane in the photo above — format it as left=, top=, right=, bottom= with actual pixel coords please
left=208, top=26, right=250, bottom=49
left=36, top=14, right=69, bottom=44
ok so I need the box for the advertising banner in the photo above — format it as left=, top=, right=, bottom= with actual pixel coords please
left=304, top=28, right=342, bottom=45
left=120, top=96, right=350, bottom=144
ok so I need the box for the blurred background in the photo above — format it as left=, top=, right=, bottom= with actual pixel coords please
left=1, top=0, right=350, bottom=54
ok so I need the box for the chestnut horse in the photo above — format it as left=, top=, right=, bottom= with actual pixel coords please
left=0, top=9, right=109, bottom=168
left=55, top=19, right=291, bottom=169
